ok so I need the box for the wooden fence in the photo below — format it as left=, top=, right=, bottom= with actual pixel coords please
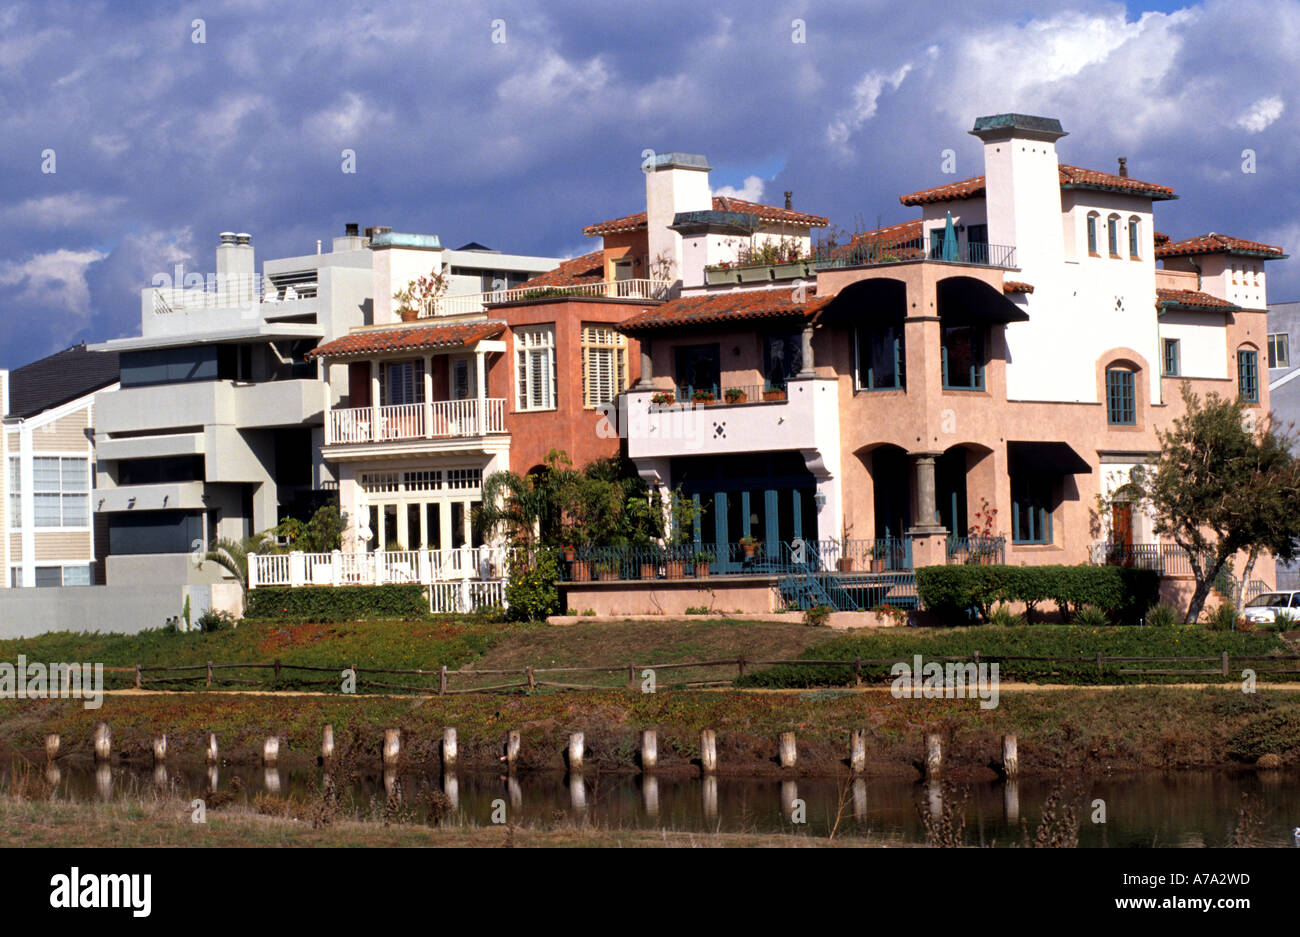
left=127, top=651, right=1300, bottom=696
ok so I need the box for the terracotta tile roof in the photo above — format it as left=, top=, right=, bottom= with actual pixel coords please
left=618, top=290, right=830, bottom=334
left=1155, top=232, right=1287, bottom=260
left=1002, top=280, right=1034, bottom=294
left=306, top=320, right=506, bottom=359
left=1155, top=288, right=1238, bottom=311
left=899, top=164, right=1177, bottom=206
left=844, top=219, right=923, bottom=251
left=584, top=197, right=828, bottom=237
left=517, top=250, right=604, bottom=289
left=1153, top=231, right=1171, bottom=245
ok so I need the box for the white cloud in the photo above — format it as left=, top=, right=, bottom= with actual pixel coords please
left=713, top=175, right=765, bottom=202
left=0, top=192, right=126, bottom=229
left=826, top=64, right=913, bottom=151
left=1235, top=95, right=1284, bottom=133
left=0, top=248, right=107, bottom=324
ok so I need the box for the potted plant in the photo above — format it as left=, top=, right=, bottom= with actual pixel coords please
left=650, top=392, right=675, bottom=406
left=762, top=387, right=787, bottom=402
left=836, top=520, right=855, bottom=572
left=664, top=547, right=688, bottom=580
left=693, top=550, right=715, bottom=578
left=691, top=389, right=716, bottom=405
left=639, top=546, right=662, bottom=580
left=393, top=264, right=450, bottom=322
left=739, top=535, right=759, bottom=560
left=570, top=557, right=592, bottom=582
left=595, top=560, right=620, bottom=582
left=562, top=544, right=576, bottom=562
left=724, top=387, right=747, bottom=404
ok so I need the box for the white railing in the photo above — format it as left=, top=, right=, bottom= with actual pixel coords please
left=424, top=279, right=672, bottom=318
left=150, top=276, right=317, bottom=313
left=430, top=580, right=507, bottom=613
left=326, top=399, right=506, bottom=445
left=251, top=546, right=515, bottom=588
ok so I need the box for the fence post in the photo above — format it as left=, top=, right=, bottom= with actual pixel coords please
left=331, top=549, right=342, bottom=587
left=853, top=658, right=862, bottom=687
left=439, top=665, right=447, bottom=696
left=1002, top=734, right=1018, bottom=779
left=526, top=666, right=535, bottom=694
left=248, top=556, right=258, bottom=591
left=1096, top=651, right=1103, bottom=677
left=925, top=733, right=942, bottom=779
left=135, top=664, right=142, bottom=690
left=700, top=729, right=718, bottom=775
left=627, top=663, right=636, bottom=691
left=206, top=660, right=213, bottom=687
left=274, top=658, right=281, bottom=680
left=1222, top=651, right=1230, bottom=678
left=737, top=656, right=746, bottom=679
left=850, top=729, right=866, bottom=774
left=779, top=732, right=797, bottom=769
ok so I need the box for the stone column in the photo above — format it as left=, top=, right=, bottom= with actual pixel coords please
left=798, top=324, right=815, bottom=376
left=906, top=451, right=948, bottom=567
left=369, top=359, right=381, bottom=443
left=636, top=338, right=654, bottom=387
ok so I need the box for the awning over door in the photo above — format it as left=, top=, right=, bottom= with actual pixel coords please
left=1007, top=441, right=1092, bottom=474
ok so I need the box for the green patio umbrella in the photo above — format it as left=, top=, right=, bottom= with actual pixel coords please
left=942, top=211, right=958, bottom=261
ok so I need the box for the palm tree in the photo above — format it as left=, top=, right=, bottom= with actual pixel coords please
left=204, top=534, right=270, bottom=597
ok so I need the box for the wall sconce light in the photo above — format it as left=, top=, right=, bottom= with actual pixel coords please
left=813, top=491, right=827, bottom=511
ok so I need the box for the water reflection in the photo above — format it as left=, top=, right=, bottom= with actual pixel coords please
left=12, top=757, right=1300, bottom=847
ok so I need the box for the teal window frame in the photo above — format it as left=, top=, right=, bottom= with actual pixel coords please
left=941, top=323, right=985, bottom=390
left=1162, top=339, right=1180, bottom=376
left=1106, top=368, right=1136, bottom=425
left=1011, top=472, right=1054, bottom=544
left=1107, top=217, right=1119, bottom=255
left=1238, top=349, right=1259, bottom=403
left=1128, top=219, right=1139, bottom=258
left=1087, top=215, right=1098, bottom=253
left=855, top=323, right=906, bottom=391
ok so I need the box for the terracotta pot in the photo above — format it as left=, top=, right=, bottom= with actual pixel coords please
left=762, top=390, right=787, bottom=402
left=397, top=307, right=420, bottom=323
left=695, top=564, right=711, bottom=578
left=724, top=392, right=747, bottom=405
left=570, top=560, right=591, bottom=582
left=741, top=543, right=757, bottom=559
left=639, top=563, right=658, bottom=580
left=665, top=560, right=686, bottom=580
left=597, top=569, right=619, bottom=582
left=837, top=558, right=854, bottom=573
left=562, top=548, right=576, bottom=562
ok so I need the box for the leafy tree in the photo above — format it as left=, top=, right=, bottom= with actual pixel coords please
left=270, top=503, right=345, bottom=553
left=1128, top=383, right=1300, bottom=623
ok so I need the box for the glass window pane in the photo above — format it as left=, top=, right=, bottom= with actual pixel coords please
left=33, top=458, right=60, bottom=492
left=34, top=567, right=61, bottom=588
left=33, top=493, right=61, bottom=527
left=62, top=495, right=87, bottom=527
left=62, top=458, right=88, bottom=491
left=62, top=565, right=91, bottom=586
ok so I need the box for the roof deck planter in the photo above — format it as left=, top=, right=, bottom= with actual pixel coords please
left=736, top=264, right=775, bottom=283
left=771, top=260, right=813, bottom=280
left=704, top=267, right=741, bottom=286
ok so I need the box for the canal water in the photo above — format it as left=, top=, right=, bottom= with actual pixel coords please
left=15, top=759, right=1300, bottom=846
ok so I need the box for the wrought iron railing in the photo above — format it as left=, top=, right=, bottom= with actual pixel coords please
left=812, top=235, right=1016, bottom=271
left=946, top=536, right=1006, bottom=565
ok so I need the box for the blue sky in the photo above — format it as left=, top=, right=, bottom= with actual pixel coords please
left=1, top=0, right=1297, bottom=368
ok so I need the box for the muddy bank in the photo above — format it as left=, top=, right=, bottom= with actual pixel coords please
left=1, top=686, right=1297, bottom=780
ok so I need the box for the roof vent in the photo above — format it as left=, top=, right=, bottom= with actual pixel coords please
left=219, top=232, right=237, bottom=245
left=235, top=233, right=251, bottom=246
left=784, top=190, right=793, bottom=210
left=1117, top=157, right=1128, bottom=178
left=345, top=222, right=359, bottom=237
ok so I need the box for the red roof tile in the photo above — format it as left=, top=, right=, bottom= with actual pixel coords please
left=1153, top=231, right=1171, bottom=245
left=1003, top=280, right=1034, bottom=294
left=584, top=198, right=828, bottom=237
left=306, top=320, right=506, bottom=359
left=517, top=250, right=604, bottom=289
left=1155, top=233, right=1287, bottom=260
left=618, top=290, right=830, bottom=334
left=899, top=164, right=1176, bottom=206
left=1155, top=288, right=1238, bottom=311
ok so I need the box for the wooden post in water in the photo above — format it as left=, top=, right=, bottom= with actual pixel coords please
left=44, top=734, right=59, bottom=762
left=262, top=737, right=279, bottom=767
left=153, top=735, right=167, bottom=765
left=925, top=734, right=942, bottom=779
left=779, top=732, right=797, bottom=769
left=206, top=733, right=218, bottom=765
left=641, top=729, right=657, bottom=772
left=321, top=724, right=334, bottom=761
left=568, top=731, right=584, bottom=771
left=700, top=729, right=718, bottom=774
left=850, top=729, right=866, bottom=774
left=440, top=728, right=456, bottom=768
left=384, top=729, right=401, bottom=769
left=1004, top=779, right=1020, bottom=823
left=853, top=778, right=868, bottom=822
left=642, top=774, right=660, bottom=816
left=1002, top=734, right=1018, bottom=779
left=505, top=729, right=521, bottom=771
left=702, top=775, right=718, bottom=821
left=93, top=723, right=111, bottom=763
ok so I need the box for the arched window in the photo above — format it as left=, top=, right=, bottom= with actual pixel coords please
left=1086, top=213, right=1099, bottom=254
left=1105, top=366, right=1136, bottom=424
left=1238, top=346, right=1259, bottom=402
left=1128, top=216, right=1140, bottom=258
left=1107, top=215, right=1120, bottom=256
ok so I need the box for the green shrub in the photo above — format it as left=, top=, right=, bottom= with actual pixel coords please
left=1228, top=711, right=1300, bottom=761
left=244, top=585, right=429, bottom=622
left=1071, top=605, right=1110, bottom=628
left=506, top=548, right=560, bottom=622
left=195, top=608, right=238, bottom=632
left=915, top=564, right=1158, bottom=625
left=1205, top=602, right=1240, bottom=632
left=986, top=605, right=1026, bottom=628
left=685, top=606, right=710, bottom=615
left=1145, top=603, right=1179, bottom=628
left=803, top=605, right=833, bottom=627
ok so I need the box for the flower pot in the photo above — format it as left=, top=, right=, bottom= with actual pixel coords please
left=639, top=563, right=658, bottom=580
left=397, top=307, right=421, bottom=323
left=771, top=261, right=810, bottom=280
left=737, top=264, right=775, bottom=283
left=705, top=268, right=739, bottom=286
left=741, top=543, right=757, bottom=559
left=761, top=389, right=787, bottom=402
left=692, top=396, right=716, bottom=407
left=695, top=564, right=711, bottom=578
left=562, top=548, right=576, bottom=562
left=570, top=560, right=592, bottom=582
left=597, top=569, right=619, bottom=582
left=665, top=560, right=687, bottom=580
left=724, top=391, right=748, bottom=405
left=837, top=558, right=854, bottom=573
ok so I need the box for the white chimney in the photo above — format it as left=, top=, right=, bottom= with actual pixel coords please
left=644, top=153, right=711, bottom=287
left=970, top=114, right=1067, bottom=274
left=215, top=231, right=255, bottom=301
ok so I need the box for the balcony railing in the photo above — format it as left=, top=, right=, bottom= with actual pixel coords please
left=946, top=536, right=1007, bottom=565
left=326, top=399, right=505, bottom=445
left=150, top=276, right=317, bottom=313
left=558, top=538, right=914, bottom=581
left=813, top=235, right=1016, bottom=271
left=251, top=546, right=515, bottom=588
left=1090, top=541, right=1208, bottom=576
left=424, top=279, right=672, bottom=318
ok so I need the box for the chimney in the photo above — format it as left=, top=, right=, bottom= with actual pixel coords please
left=1117, top=157, right=1128, bottom=178
left=345, top=222, right=359, bottom=237
left=215, top=231, right=254, bottom=299
left=784, top=190, right=793, bottom=210
left=970, top=113, right=1068, bottom=273
left=333, top=222, right=369, bottom=253
left=644, top=152, right=711, bottom=285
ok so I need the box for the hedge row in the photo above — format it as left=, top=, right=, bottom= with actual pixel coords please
left=244, top=585, right=429, bottom=622
left=915, top=564, right=1161, bottom=624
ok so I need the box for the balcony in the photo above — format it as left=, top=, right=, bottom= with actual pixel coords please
left=150, top=276, right=316, bottom=314
left=812, top=235, right=1016, bottom=271
left=325, top=399, right=506, bottom=446
left=425, top=279, right=672, bottom=318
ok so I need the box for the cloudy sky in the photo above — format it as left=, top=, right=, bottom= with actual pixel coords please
left=0, top=0, right=1297, bottom=369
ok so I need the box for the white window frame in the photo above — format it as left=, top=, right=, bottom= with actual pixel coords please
left=31, top=454, right=90, bottom=531
left=7, top=456, right=20, bottom=531
left=1268, top=333, right=1290, bottom=369
left=515, top=325, right=557, bottom=411
left=581, top=324, right=628, bottom=409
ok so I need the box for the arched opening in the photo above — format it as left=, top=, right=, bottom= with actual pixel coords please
left=866, top=444, right=911, bottom=541
left=820, top=279, right=908, bottom=391
left=935, top=277, right=1027, bottom=390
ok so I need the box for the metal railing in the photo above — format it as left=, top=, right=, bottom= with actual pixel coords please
left=250, top=546, right=514, bottom=588
left=946, top=536, right=1007, bottom=565
left=813, top=235, right=1016, bottom=270
left=559, top=538, right=914, bottom=581
left=326, top=399, right=506, bottom=444
left=149, top=275, right=320, bottom=313
left=1090, top=541, right=1207, bottom=576
left=427, top=279, right=672, bottom=318
left=665, top=384, right=789, bottom=406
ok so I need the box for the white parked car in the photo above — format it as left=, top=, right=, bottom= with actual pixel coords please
left=1241, top=591, right=1300, bottom=625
